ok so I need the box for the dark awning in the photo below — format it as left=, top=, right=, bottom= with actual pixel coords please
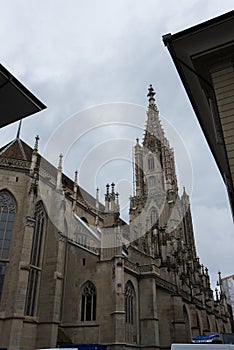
left=0, top=63, right=46, bottom=128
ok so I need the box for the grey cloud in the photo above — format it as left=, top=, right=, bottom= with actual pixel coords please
left=0, top=0, right=233, bottom=286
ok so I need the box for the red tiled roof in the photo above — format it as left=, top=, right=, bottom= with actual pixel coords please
left=0, top=138, right=33, bottom=161
left=0, top=138, right=105, bottom=212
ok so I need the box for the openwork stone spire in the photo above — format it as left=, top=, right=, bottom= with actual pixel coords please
left=144, top=85, right=164, bottom=143
left=131, top=84, right=178, bottom=210
left=16, top=120, right=22, bottom=139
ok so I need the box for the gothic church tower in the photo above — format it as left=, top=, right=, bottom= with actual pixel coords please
left=129, top=85, right=200, bottom=275
left=130, top=85, right=178, bottom=230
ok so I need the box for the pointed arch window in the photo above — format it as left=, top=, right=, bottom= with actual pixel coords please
left=125, top=281, right=135, bottom=324
left=125, top=281, right=136, bottom=343
left=25, top=201, right=46, bottom=316
left=148, top=155, right=154, bottom=171
left=183, top=305, right=191, bottom=343
left=150, top=208, right=158, bottom=227
left=0, top=191, right=16, bottom=259
left=81, top=281, right=96, bottom=321
left=148, top=176, right=156, bottom=189
left=0, top=191, right=16, bottom=300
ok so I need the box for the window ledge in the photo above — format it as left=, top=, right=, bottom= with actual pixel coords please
left=62, top=322, right=99, bottom=328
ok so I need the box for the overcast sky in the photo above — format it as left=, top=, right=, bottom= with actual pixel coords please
left=0, top=0, right=233, bottom=289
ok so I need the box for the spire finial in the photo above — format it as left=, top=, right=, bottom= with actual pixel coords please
left=30, top=134, right=39, bottom=175
left=56, top=154, right=63, bottom=191
left=218, top=271, right=222, bottom=284
left=74, top=170, right=78, bottom=184
left=16, top=120, right=22, bottom=139
left=72, top=170, right=78, bottom=210
left=115, top=192, right=120, bottom=211
left=58, top=154, right=63, bottom=170
left=96, top=187, right=99, bottom=210
left=147, top=84, right=156, bottom=107
left=34, top=135, right=39, bottom=152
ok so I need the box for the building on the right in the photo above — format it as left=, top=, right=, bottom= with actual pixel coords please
left=222, top=275, right=234, bottom=323
left=162, top=10, right=234, bottom=219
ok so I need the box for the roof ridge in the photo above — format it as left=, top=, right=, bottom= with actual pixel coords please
left=0, top=137, right=33, bottom=161
left=17, top=139, right=27, bottom=160
left=0, top=139, right=17, bottom=157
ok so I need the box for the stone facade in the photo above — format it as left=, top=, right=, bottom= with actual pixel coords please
left=0, top=86, right=232, bottom=350
left=222, top=275, right=234, bottom=322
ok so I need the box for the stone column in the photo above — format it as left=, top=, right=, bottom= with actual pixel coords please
left=110, top=257, right=126, bottom=346
left=139, top=277, right=160, bottom=349
left=172, top=295, right=190, bottom=343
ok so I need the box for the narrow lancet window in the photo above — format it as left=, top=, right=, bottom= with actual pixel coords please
left=125, top=281, right=136, bottom=343
left=150, top=208, right=158, bottom=226
left=25, top=201, right=46, bottom=316
left=81, top=281, right=96, bottom=321
left=0, top=191, right=16, bottom=300
left=148, top=155, right=154, bottom=170
left=148, top=176, right=156, bottom=189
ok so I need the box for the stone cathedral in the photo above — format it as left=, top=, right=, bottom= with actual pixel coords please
left=0, top=86, right=232, bottom=350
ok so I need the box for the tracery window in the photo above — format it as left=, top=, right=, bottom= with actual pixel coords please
left=81, top=281, right=96, bottom=321
left=25, top=201, right=46, bottom=316
left=125, top=281, right=136, bottom=343
left=0, top=191, right=16, bottom=259
left=148, top=155, right=154, bottom=170
left=0, top=191, right=16, bottom=300
left=125, top=281, right=134, bottom=324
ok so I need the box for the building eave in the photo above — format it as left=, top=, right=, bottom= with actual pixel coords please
left=0, top=63, right=46, bottom=128
left=162, top=10, right=234, bottom=218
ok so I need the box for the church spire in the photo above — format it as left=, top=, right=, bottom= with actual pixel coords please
left=130, top=85, right=178, bottom=224
left=16, top=120, right=22, bottom=139
left=144, top=84, right=164, bottom=143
